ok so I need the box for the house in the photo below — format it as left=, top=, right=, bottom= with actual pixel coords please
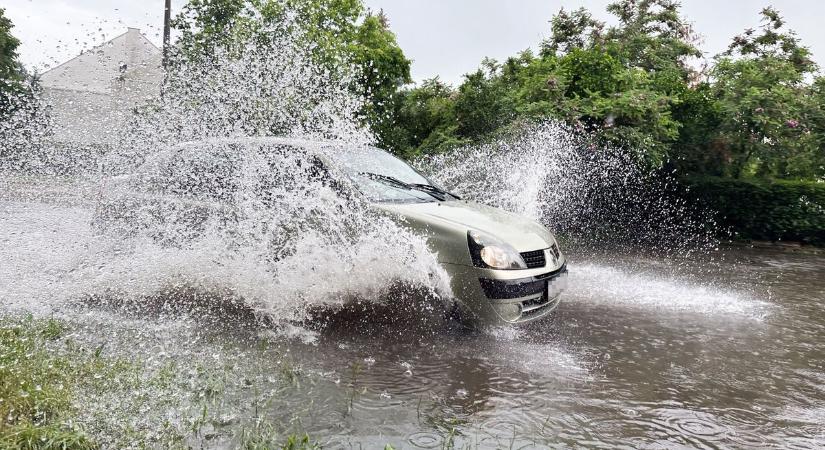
left=40, top=28, right=164, bottom=147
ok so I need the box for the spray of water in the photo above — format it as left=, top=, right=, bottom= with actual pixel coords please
left=0, top=18, right=452, bottom=329
left=418, top=121, right=719, bottom=259
left=109, top=25, right=370, bottom=171
left=417, top=122, right=765, bottom=317
left=0, top=8, right=759, bottom=328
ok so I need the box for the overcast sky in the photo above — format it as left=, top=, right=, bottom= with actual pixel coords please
left=5, top=0, right=825, bottom=85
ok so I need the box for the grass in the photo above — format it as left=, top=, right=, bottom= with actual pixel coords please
left=1, top=315, right=512, bottom=449
left=0, top=315, right=326, bottom=449
left=0, top=316, right=112, bottom=449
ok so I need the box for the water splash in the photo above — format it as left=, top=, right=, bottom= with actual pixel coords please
left=418, top=121, right=719, bottom=259
left=568, top=263, right=769, bottom=318
left=1, top=19, right=452, bottom=327
left=417, top=122, right=767, bottom=317
left=1, top=9, right=750, bottom=328
left=111, top=25, right=370, bottom=171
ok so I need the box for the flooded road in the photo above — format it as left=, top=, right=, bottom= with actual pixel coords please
left=272, top=248, right=824, bottom=448
left=2, top=192, right=823, bottom=448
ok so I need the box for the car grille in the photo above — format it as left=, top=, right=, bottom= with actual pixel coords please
left=520, top=249, right=546, bottom=268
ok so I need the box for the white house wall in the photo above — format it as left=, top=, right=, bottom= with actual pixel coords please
left=40, top=28, right=163, bottom=147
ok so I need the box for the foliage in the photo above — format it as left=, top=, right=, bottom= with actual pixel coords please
left=686, top=177, right=825, bottom=244
left=172, top=0, right=410, bottom=146
left=709, top=7, right=823, bottom=179
left=0, top=7, right=21, bottom=84
left=453, top=59, right=516, bottom=139
left=347, top=10, right=412, bottom=149
left=382, top=77, right=464, bottom=156
left=391, top=0, right=697, bottom=163
left=0, top=6, right=23, bottom=117
left=389, top=2, right=823, bottom=186
left=601, top=0, right=701, bottom=77
left=540, top=7, right=605, bottom=56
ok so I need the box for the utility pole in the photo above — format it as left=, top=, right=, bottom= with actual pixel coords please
left=163, top=0, right=171, bottom=67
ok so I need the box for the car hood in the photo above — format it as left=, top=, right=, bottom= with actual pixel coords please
left=375, top=200, right=554, bottom=252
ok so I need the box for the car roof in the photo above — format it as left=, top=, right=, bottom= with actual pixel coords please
left=171, top=136, right=361, bottom=153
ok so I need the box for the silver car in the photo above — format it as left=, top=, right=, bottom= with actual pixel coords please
left=330, top=141, right=568, bottom=326
left=98, top=137, right=568, bottom=326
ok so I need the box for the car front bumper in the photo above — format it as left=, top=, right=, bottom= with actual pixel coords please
left=444, top=259, right=568, bottom=326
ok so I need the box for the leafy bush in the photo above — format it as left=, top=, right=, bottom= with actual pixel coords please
left=685, top=177, right=825, bottom=244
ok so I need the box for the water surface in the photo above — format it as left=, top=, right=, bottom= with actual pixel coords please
left=2, top=183, right=823, bottom=449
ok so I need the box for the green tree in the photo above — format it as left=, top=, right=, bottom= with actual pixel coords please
left=0, top=7, right=20, bottom=79
left=453, top=58, right=515, bottom=139
left=669, top=82, right=725, bottom=175
left=810, top=76, right=825, bottom=176
left=542, top=1, right=701, bottom=78
left=0, top=6, right=24, bottom=114
left=173, top=0, right=364, bottom=61
left=171, top=0, right=410, bottom=146
left=603, top=0, right=701, bottom=78
left=348, top=10, right=411, bottom=149
left=711, top=7, right=822, bottom=179
left=540, top=7, right=605, bottom=57
left=389, top=0, right=696, bottom=163
left=383, top=77, right=462, bottom=156
left=558, top=47, right=678, bottom=162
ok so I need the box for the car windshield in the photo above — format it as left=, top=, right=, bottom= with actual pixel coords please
left=330, top=146, right=457, bottom=203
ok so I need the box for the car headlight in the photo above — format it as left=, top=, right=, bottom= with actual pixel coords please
left=549, top=239, right=561, bottom=260
left=467, top=230, right=527, bottom=270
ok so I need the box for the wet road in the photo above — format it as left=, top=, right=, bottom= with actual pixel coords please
left=1, top=185, right=824, bottom=448
left=269, top=247, right=824, bottom=448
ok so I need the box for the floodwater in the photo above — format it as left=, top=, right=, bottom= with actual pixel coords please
left=262, top=247, right=825, bottom=448
left=2, top=180, right=823, bottom=449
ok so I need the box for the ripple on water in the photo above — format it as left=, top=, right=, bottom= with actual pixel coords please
left=654, top=408, right=730, bottom=442
left=406, top=431, right=442, bottom=448
left=773, top=405, right=825, bottom=447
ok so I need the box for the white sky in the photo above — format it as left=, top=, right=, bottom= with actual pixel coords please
left=5, top=0, right=825, bottom=85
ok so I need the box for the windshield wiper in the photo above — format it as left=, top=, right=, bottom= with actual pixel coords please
left=359, top=172, right=453, bottom=201
left=360, top=172, right=410, bottom=189
left=409, top=183, right=460, bottom=200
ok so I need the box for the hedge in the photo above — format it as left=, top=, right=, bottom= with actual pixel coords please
left=684, top=177, right=825, bottom=245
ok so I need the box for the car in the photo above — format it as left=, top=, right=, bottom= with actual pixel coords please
left=95, top=137, right=568, bottom=326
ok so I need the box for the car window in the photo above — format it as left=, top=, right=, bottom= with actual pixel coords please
left=328, top=146, right=446, bottom=203
left=336, top=146, right=430, bottom=185
left=149, top=141, right=312, bottom=203
left=354, top=177, right=437, bottom=203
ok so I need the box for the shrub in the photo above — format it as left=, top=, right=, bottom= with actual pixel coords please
left=685, top=177, right=825, bottom=244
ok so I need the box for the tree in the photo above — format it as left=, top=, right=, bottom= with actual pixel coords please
left=387, top=0, right=698, bottom=163
left=348, top=10, right=411, bottom=149
left=171, top=0, right=411, bottom=146
left=669, top=81, right=725, bottom=175
left=173, top=0, right=364, bottom=61
left=382, top=77, right=463, bottom=157
left=711, top=7, right=822, bottom=179
left=0, top=6, right=24, bottom=115
left=604, top=0, right=701, bottom=78
left=453, top=58, right=515, bottom=139
left=0, top=7, right=20, bottom=80
left=540, top=8, right=605, bottom=57
left=542, top=0, right=701, bottom=79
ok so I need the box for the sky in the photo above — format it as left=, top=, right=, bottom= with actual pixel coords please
left=5, top=0, right=825, bottom=85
